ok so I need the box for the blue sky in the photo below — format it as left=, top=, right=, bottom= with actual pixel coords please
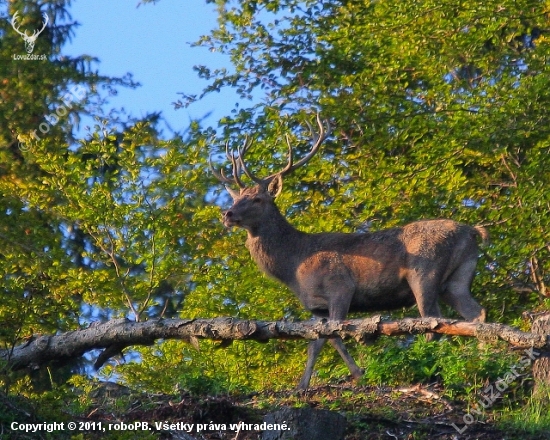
left=65, top=0, right=236, bottom=135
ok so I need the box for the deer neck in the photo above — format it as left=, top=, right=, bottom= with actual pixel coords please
left=245, top=209, right=304, bottom=285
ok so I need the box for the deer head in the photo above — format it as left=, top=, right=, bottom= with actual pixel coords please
left=11, top=12, right=49, bottom=54
left=210, top=115, right=332, bottom=231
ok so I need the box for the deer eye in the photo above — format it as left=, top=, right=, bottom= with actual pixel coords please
left=253, top=197, right=262, bottom=204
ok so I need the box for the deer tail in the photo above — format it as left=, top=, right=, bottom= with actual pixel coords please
left=474, top=225, right=490, bottom=245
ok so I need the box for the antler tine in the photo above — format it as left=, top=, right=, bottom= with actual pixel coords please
left=238, top=136, right=266, bottom=185
left=276, top=134, right=295, bottom=176
left=226, top=141, right=246, bottom=188
left=209, top=141, right=246, bottom=188
left=279, top=113, right=332, bottom=177
left=208, top=153, right=233, bottom=185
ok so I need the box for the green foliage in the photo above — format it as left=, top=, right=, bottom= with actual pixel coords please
left=195, top=0, right=550, bottom=326
left=115, top=337, right=310, bottom=394
left=497, top=386, right=550, bottom=433
left=0, top=0, right=138, bottom=349
left=0, top=381, right=84, bottom=440
left=358, top=337, right=517, bottom=397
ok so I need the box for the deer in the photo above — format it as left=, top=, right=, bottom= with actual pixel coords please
left=211, top=115, right=488, bottom=390
left=11, top=12, right=49, bottom=54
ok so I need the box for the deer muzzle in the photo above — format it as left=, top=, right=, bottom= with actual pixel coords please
left=222, top=209, right=240, bottom=227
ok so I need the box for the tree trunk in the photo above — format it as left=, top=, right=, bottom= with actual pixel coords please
left=531, top=314, right=550, bottom=401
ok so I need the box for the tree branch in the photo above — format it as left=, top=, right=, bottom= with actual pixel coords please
left=1, top=316, right=548, bottom=371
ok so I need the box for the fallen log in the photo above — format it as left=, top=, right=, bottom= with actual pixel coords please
left=1, top=316, right=549, bottom=371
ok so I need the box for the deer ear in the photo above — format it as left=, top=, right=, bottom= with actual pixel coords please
left=266, top=175, right=283, bottom=198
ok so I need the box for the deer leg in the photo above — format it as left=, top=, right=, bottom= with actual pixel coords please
left=298, top=337, right=362, bottom=390
left=327, top=285, right=363, bottom=382
left=328, top=338, right=363, bottom=380
left=407, top=273, right=442, bottom=341
left=406, top=274, right=442, bottom=318
left=298, top=338, right=327, bottom=390
left=297, top=273, right=359, bottom=390
left=441, top=259, right=486, bottom=322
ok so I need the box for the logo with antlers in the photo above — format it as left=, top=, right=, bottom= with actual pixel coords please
left=11, top=12, right=49, bottom=54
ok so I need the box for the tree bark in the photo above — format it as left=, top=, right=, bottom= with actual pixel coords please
left=531, top=314, right=550, bottom=400
left=1, top=316, right=549, bottom=372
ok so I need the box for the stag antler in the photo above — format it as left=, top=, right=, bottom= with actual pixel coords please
left=210, top=114, right=331, bottom=188
left=209, top=139, right=249, bottom=189
left=239, top=114, right=331, bottom=186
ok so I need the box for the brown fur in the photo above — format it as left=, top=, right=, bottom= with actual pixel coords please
left=222, top=183, right=487, bottom=389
